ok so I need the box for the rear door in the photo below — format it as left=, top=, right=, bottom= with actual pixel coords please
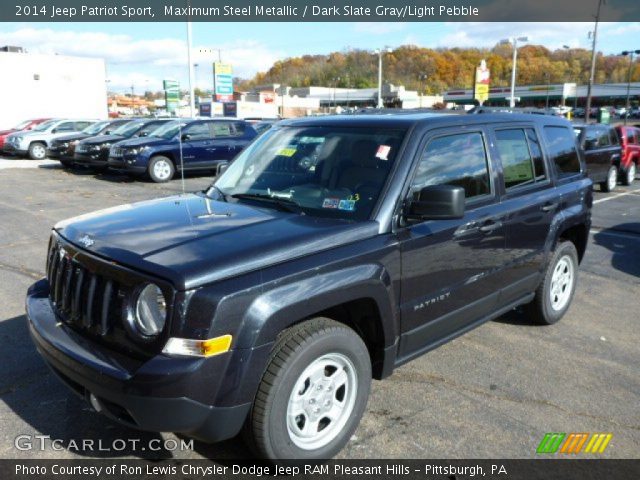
left=398, top=127, right=512, bottom=360
left=488, top=124, right=558, bottom=305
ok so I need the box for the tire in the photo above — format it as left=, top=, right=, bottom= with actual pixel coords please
left=244, top=318, right=371, bottom=460
left=599, top=165, right=617, bottom=192
left=147, top=155, right=175, bottom=183
left=525, top=241, right=579, bottom=325
left=28, top=142, right=47, bottom=160
left=621, top=162, right=636, bottom=186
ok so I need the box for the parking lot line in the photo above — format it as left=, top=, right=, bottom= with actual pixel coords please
left=593, top=187, right=640, bottom=204
left=589, top=228, right=640, bottom=241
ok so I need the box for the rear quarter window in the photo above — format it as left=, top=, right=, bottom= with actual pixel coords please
left=543, top=126, right=581, bottom=178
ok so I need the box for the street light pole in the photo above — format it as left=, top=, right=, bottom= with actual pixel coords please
left=186, top=20, right=195, bottom=118
left=502, top=36, right=529, bottom=108
left=545, top=73, right=551, bottom=110
left=621, top=50, right=640, bottom=126
left=375, top=47, right=391, bottom=109
left=586, top=0, right=604, bottom=124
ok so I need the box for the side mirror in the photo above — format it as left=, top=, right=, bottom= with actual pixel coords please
left=181, top=134, right=191, bottom=142
left=405, top=185, right=465, bottom=221
left=139, top=131, right=149, bottom=137
left=216, top=161, right=230, bottom=176
left=51, top=128, right=59, bottom=133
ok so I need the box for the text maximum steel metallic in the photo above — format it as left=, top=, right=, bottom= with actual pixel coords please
left=26, top=113, right=592, bottom=460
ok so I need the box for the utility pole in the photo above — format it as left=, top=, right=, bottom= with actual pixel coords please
left=186, top=20, right=195, bottom=118
left=375, top=47, right=391, bottom=109
left=585, top=0, right=604, bottom=124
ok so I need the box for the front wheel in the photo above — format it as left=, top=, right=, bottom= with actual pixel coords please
left=525, top=241, right=579, bottom=325
left=244, top=318, right=371, bottom=460
left=28, top=142, right=47, bottom=160
left=148, top=156, right=174, bottom=183
left=600, top=166, right=618, bottom=192
left=621, top=162, right=636, bottom=186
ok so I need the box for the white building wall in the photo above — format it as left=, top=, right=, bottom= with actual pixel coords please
left=0, top=51, right=108, bottom=130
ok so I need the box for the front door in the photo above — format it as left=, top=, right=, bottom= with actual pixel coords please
left=398, top=128, right=510, bottom=361
left=180, top=122, right=214, bottom=169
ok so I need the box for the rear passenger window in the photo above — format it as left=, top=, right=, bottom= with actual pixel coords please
left=411, top=132, right=491, bottom=201
left=495, top=128, right=546, bottom=189
left=627, top=130, right=637, bottom=144
left=543, top=126, right=581, bottom=177
left=211, top=122, right=233, bottom=138
left=609, top=128, right=619, bottom=146
left=598, top=128, right=611, bottom=147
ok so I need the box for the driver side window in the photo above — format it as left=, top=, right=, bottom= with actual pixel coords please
left=410, top=132, right=491, bottom=201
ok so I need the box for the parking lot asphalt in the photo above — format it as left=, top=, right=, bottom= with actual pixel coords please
left=0, top=158, right=638, bottom=460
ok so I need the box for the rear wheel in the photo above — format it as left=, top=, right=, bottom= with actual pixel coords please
left=525, top=241, right=579, bottom=325
left=600, top=166, right=618, bottom=192
left=621, top=162, right=636, bottom=186
left=244, top=318, right=371, bottom=460
left=148, top=156, right=174, bottom=183
left=28, top=142, right=47, bottom=160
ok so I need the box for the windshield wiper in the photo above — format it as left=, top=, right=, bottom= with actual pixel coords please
left=230, top=193, right=303, bottom=214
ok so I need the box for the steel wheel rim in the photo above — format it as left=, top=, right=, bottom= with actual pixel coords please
left=32, top=145, right=45, bottom=158
left=550, top=255, right=574, bottom=311
left=286, top=352, right=358, bottom=450
left=608, top=168, right=617, bottom=190
left=153, top=160, right=171, bottom=180
left=628, top=164, right=636, bottom=184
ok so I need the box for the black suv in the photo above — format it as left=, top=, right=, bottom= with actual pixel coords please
left=573, top=124, right=622, bottom=192
left=26, top=113, right=592, bottom=460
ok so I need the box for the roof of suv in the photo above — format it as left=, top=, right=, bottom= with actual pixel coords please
left=279, top=112, right=571, bottom=129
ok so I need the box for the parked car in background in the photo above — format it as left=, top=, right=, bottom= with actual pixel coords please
left=0, top=118, right=51, bottom=151
left=573, top=107, right=585, bottom=118
left=614, top=106, right=628, bottom=118
left=574, top=124, right=622, bottom=192
left=3, top=119, right=99, bottom=160
left=107, top=118, right=257, bottom=182
left=250, top=119, right=278, bottom=135
left=615, top=125, right=640, bottom=186
left=49, top=119, right=132, bottom=167
left=73, top=118, right=173, bottom=171
left=630, top=107, right=640, bottom=119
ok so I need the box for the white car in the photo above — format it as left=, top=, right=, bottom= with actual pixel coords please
left=614, top=107, right=628, bottom=117
left=4, top=119, right=99, bottom=159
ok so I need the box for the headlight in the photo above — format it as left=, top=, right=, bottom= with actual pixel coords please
left=72, top=140, right=80, bottom=145
left=134, top=284, right=167, bottom=337
left=89, top=145, right=102, bottom=152
left=13, top=136, right=23, bottom=143
left=100, top=143, right=112, bottom=150
left=129, top=146, right=148, bottom=155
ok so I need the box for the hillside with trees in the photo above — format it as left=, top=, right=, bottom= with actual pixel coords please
left=236, top=44, right=640, bottom=94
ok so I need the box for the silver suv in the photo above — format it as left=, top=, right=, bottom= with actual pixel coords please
left=4, top=119, right=99, bottom=159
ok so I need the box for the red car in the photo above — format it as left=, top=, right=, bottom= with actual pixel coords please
left=616, top=125, right=640, bottom=186
left=0, top=118, right=51, bottom=150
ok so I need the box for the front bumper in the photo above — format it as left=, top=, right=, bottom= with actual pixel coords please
left=74, top=150, right=109, bottom=167
left=3, top=143, right=26, bottom=155
left=107, top=156, right=147, bottom=173
left=26, top=279, right=252, bottom=442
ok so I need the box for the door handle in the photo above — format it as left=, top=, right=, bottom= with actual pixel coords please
left=479, top=221, right=502, bottom=234
left=541, top=202, right=558, bottom=212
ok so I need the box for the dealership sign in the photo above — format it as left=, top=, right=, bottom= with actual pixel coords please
left=213, top=63, right=234, bottom=102
left=473, top=59, right=490, bottom=105
left=163, top=79, right=180, bottom=114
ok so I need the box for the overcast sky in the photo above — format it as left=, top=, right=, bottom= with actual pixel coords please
left=2, top=22, right=639, bottom=92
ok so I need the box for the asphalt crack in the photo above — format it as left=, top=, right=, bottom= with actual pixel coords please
left=0, top=261, right=44, bottom=280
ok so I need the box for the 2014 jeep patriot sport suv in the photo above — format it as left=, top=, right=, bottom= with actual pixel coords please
left=26, top=113, right=592, bottom=460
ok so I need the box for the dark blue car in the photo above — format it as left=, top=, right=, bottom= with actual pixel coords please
left=108, top=118, right=257, bottom=182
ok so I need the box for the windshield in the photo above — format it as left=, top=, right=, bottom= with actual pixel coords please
left=212, top=125, right=406, bottom=221
left=82, top=121, right=110, bottom=135
left=151, top=120, right=186, bottom=139
left=33, top=119, right=58, bottom=132
left=12, top=120, right=33, bottom=130
left=111, top=120, right=144, bottom=137
left=138, top=121, right=169, bottom=137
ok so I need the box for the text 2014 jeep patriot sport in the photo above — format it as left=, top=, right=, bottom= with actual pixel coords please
left=26, top=113, right=592, bottom=460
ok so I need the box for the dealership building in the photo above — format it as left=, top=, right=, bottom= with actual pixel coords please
left=0, top=46, right=108, bottom=130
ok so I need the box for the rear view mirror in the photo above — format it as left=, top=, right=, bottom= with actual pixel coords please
left=216, top=161, right=230, bottom=176
left=405, top=185, right=465, bottom=221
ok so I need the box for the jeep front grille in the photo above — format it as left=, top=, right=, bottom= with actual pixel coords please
left=46, top=239, right=121, bottom=336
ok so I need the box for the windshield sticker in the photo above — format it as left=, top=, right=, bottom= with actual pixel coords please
left=278, top=147, right=297, bottom=157
left=376, top=145, right=391, bottom=161
left=338, top=199, right=356, bottom=211
left=322, top=198, right=340, bottom=209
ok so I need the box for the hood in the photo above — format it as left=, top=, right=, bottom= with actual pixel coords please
left=0, top=129, right=17, bottom=137
left=81, top=134, right=125, bottom=145
left=116, top=136, right=172, bottom=148
left=53, top=133, right=89, bottom=143
left=55, top=194, right=378, bottom=290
